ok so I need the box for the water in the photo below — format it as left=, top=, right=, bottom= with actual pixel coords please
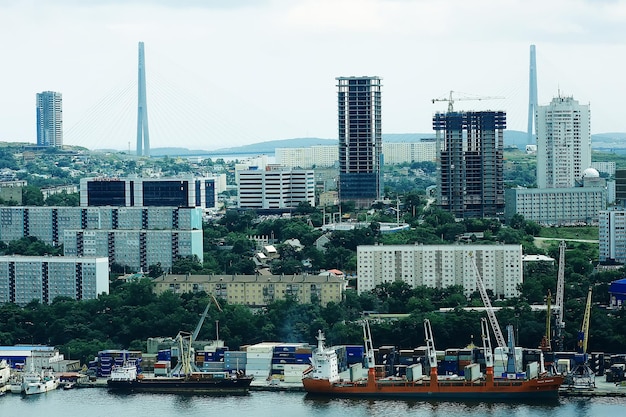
left=2, top=389, right=625, bottom=417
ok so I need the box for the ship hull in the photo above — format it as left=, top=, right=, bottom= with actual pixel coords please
left=303, top=376, right=564, bottom=400
left=107, top=376, right=253, bottom=394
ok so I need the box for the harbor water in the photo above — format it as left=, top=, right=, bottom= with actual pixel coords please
left=2, top=388, right=626, bottom=417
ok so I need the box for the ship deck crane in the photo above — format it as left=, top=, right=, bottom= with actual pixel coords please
left=470, top=253, right=506, bottom=349
left=431, top=90, right=505, bottom=113
left=424, top=319, right=438, bottom=382
left=554, top=241, right=566, bottom=351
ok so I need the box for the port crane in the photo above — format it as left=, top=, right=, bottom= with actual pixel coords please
left=424, top=319, right=438, bottom=380
left=172, top=294, right=222, bottom=377
left=563, top=287, right=595, bottom=390
left=431, top=90, right=504, bottom=113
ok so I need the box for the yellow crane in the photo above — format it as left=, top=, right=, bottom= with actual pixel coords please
left=578, top=287, right=593, bottom=354
left=431, top=90, right=504, bottom=113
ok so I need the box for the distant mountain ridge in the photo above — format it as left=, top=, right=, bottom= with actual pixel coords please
left=142, top=130, right=626, bottom=156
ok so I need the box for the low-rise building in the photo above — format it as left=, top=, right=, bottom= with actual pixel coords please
left=153, top=273, right=346, bottom=306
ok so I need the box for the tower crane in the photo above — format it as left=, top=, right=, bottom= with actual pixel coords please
left=554, top=241, right=566, bottom=351
left=431, top=90, right=505, bottom=113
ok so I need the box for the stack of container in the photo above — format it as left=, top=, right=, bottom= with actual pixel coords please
left=270, top=343, right=311, bottom=382
left=224, top=351, right=247, bottom=373
left=345, top=345, right=364, bottom=366
left=333, top=345, right=348, bottom=373
left=245, top=342, right=280, bottom=381
left=457, top=349, right=473, bottom=376
left=154, top=360, right=171, bottom=376
left=440, top=348, right=459, bottom=376
left=95, top=350, right=142, bottom=377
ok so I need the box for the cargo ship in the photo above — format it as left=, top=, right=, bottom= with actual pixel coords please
left=107, top=296, right=253, bottom=394
left=106, top=362, right=253, bottom=394
left=302, top=319, right=564, bottom=400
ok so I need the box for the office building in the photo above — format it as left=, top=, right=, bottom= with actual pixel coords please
left=153, top=273, right=345, bottom=307
left=536, top=95, right=591, bottom=189
left=357, top=244, right=522, bottom=299
left=237, top=168, right=315, bottom=210
left=0, top=206, right=202, bottom=246
left=0, top=255, right=108, bottom=306
left=36, top=91, right=63, bottom=147
left=63, top=229, right=203, bottom=273
left=80, top=176, right=218, bottom=210
left=337, top=76, right=383, bottom=208
left=434, top=111, right=506, bottom=218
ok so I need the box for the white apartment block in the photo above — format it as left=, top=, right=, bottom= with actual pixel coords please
left=505, top=187, right=605, bottom=226
left=275, top=142, right=437, bottom=169
left=0, top=206, right=202, bottom=246
left=536, top=95, right=591, bottom=189
left=382, top=142, right=438, bottom=165
left=357, top=244, right=522, bottom=299
left=238, top=168, right=315, bottom=209
left=592, top=162, right=616, bottom=177
left=276, top=146, right=338, bottom=168
left=599, top=209, right=626, bottom=263
left=63, top=229, right=203, bottom=273
left=0, top=255, right=109, bottom=306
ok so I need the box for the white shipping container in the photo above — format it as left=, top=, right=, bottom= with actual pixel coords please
left=527, top=361, right=539, bottom=379
left=406, top=363, right=423, bottom=382
left=464, top=363, right=481, bottom=381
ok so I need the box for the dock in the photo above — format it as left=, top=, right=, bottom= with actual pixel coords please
left=559, top=380, right=626, bottom=397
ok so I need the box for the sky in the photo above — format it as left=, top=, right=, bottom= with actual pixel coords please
left=1, top=0, right=626, bottom=151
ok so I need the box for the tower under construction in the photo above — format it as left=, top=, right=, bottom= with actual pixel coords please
left=136, top=41, right=150, bottom=157
left=434, top=111, right=506, bottom=218
left=527, top=44, right=538, bottom=145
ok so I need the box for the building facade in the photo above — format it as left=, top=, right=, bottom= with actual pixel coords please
left=153, top=274, right=345, bottom=307
left=0, top=255, right=108, bottom=306
left=80, top=176, right=218, bottom=210
left=434, top=111, right=506, bottom=218
left=536, top=95, right=591, bottom=189
left=505, top=186, right=605, bottom=226
left=0, top=206, right=202, bottom=246
left=36, top=91, right=63, bottom=147
left=337, top=76, right=383, bottom=208
left=63, top=229, right=203, bottom=273
left=357, top=244, right=522, bottom=299
left=599, top=209, right=626, bottom=264
left=237, top=168, right=315, bottom=210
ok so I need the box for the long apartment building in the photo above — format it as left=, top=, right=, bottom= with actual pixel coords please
left=80, top=176, right=219, bottom=210
left=0, top=255, right=109, bottom=306
left=238, top=168, right=315, bottom=210
left=275, top=142, right=437, bottom=168
left=63, top=229, right=203, bottom=273
left=357, top=244, right=522, bottom=299
left=0, top=206, right=202, bottom=246
left=153, top=274, right=345, bottom=307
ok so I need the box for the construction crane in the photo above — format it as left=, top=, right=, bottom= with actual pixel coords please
left=554, top=241, right=566, bottom=351
left=431, top=90, right=505, bottom=113
left=540, top=290, right=552, bottom=351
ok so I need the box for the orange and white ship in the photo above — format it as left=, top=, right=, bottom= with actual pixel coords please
left=303, top=319, right=564, bottom=400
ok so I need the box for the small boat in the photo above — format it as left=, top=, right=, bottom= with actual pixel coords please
left=62, top=382, right=75, bottom=390
left=22, top=370, right=59, bottom=395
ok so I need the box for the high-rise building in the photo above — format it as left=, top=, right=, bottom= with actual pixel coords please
left=36, top=91, right=63, bottom=147
left=434, top=111, right=506, bottom=218
left=536, top=95, right=591, bottom=189
left=337, top=76, right=383, bottom=208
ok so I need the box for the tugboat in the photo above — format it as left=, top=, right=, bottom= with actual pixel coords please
left=303, top=319, right=564, bottom=400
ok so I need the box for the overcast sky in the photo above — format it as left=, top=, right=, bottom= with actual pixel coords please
left=1, top=0, right=625, bottom=151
